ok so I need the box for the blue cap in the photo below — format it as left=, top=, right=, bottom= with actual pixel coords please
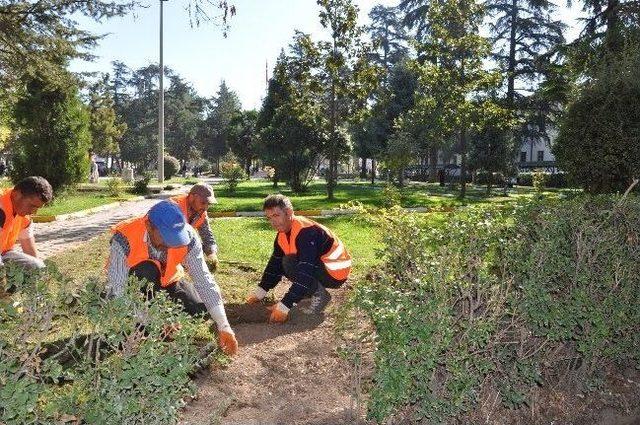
left=147, top=201, right=190, bottom=247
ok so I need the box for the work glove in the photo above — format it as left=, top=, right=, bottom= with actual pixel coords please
left=267, top=302, right=289, bottom=324
left=218, top=329, right=238, bottom=356
left=205, top=253, right=219, bottom=273
left=245, top=287, right=267, bottom=304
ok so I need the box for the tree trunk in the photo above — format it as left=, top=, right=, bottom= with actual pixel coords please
left=507, top=0, right=518, bottom=107
left=360, top=157, right=367, bottom=178
left=460, top=128, right=467, bottom=199
left=371, top=159, right=376, bottom=184
left=429, top=148, right=438, bottom=182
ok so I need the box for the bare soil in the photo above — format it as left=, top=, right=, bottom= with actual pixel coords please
left=179, top=288, right=366, bottom=425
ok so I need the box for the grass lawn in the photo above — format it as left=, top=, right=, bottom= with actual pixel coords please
left=37, top=191, right=139, bottom=216
left=210, top=179, right=574, bottom=212
left=49, top=215, right=383, bottom=305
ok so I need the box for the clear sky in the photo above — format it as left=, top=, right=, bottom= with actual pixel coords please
left=70, top=0, right=584, bottom=110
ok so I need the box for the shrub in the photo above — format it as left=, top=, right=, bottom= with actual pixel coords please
left=220, top=152, right=246, bottom=193
left=132, top=173, right=151, bottom=195
left=532, top=170, right=546, bottom=192
left=517, top=172, right=568, bottom=188
left=351, top=196, right=640, bottom=423
left=10, top=76, right=91, bottom=193
left=106, top=177, right=124, bottom=197
left=164, top=155, right=180, bottom=180
left=553, top=44, right=640, bottom=193
left=0, top=266, right=219, bottom=424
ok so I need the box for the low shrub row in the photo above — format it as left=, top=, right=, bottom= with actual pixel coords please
left=350, top=195, right=640, bottom=423
left=0, top=265, right=217, bottom=424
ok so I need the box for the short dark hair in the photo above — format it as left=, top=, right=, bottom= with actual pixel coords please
left=262, top=194, right=293, bottom=211
left=14, top=176, right=53, bottom=203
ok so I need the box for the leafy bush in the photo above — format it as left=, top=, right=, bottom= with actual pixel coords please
left=106, top=177, right=125, bottom=197
left=381, top=183, right=402, bottom=208
left=164, top=155, right=180, bottom=180
left=532, top=170, right=546, bottom=192
left=132, top=173, right=151, bottom=195
left=517, top=172, right=568, bottom=188
left=220, top=152, right=246, bottom=193
left=553, top=44, right=640, bottom=193
left=10, top=76, right=91, bottom=193
left=0, top=265, right=218, bottom=424
left=351, top=196, right=640, bottom=423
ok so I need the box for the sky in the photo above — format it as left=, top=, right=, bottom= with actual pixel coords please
left=69, top=0, right=584, bottom=110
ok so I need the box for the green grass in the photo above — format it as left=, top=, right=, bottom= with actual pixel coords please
left=49, top=215, right=382, bottom=305
left=37, top=191, right=138, bottom=216
left=210, top=179, right=574, bottom=212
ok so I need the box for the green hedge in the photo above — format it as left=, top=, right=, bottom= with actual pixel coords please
left=517, top=172, right=568, bottom=188
left=0, top=266, right=218, bottom=424
left=351, top=196, right=640, bottom=423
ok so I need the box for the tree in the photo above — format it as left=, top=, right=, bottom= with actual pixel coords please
left=165, top=75, right=204, bottom=168
left=10, top=74, right=91, bottom=192
left=203, top=81, right=241, bottom=169
left=553, top=45, right=640, bottom=193
left=317, top=0, right=378, bottom=199
left=88, top=75, right=126, bottom=162
left=228, top=110, right=258, bottom=175
left=408, top=0, right=506, bottom=198
left=368, top=5, right=409, bottom=73
left=257, top=38, right=327, bottom=193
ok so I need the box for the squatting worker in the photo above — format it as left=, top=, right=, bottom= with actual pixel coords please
left=105, top=200, right=238, bottom=355
left=171, top=183, right=220, bottom=272
left=245, top=194, right=352, bottom=323
left=0, top=176, right=52, bottom=274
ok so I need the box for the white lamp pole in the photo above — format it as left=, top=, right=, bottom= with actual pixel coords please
left=158, top=0, right=168, bottom=182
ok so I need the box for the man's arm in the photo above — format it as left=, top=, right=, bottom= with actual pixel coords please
left=258, top=237, right=285, bottom=293
left=195, top=214, right=218, bottom=255
left=182, top=233, right=232, bottom=333
left=106, top=233, right=130, bottom=298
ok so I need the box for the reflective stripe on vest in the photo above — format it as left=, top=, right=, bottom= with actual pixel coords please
left=277, top=216, right=351, bottom=281
left=171, top=195, right=206, bottom=229
left=111, top=216, right=187, bottom=287
left=0, top=189, right=31, bottom=254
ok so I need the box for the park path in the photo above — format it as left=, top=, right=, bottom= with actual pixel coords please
left=33, top=191, right=186, bottom=259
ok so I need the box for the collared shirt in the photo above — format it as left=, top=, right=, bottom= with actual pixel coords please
left=106, top=225, right=230, bottom=331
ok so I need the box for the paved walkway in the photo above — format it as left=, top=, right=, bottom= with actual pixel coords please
left=33, top=190, right=187, bottom=259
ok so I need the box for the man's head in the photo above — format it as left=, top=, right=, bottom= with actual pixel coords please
left=12, top=176, right=53, bottom=216
left=187, top=183, right=216, bottom=215
left=263, top=194, right=294, bottom=233
left=146, top=201, right=190, bottom=250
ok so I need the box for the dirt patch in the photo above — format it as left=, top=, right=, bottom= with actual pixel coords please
left=179, top=289, right=366, bottom=425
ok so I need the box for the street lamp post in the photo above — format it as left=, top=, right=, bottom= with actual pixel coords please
left=158, top=0, right=168, bottom=183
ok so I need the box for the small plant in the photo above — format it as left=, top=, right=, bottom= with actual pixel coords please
left=532, top=170, right=546, bottom=192
left=132, top=173, right=151, bottom=195
left=106, top=177, right=125, bottom=197
left=220, top=152, right=247, bottom=193
left=263, top=166, right=275, bottom=180
left=164, top=155, right=180, bottom=180
left=382, top=183, right=402, bottom=208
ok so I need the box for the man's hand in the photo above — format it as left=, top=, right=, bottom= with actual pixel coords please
left=218, top=330, right=238, bottom=356
left=267, top=302, right=289, bottom=324
left=245, top=287, right=267, bottom=304
left=205, top=253, right=219, bottom=273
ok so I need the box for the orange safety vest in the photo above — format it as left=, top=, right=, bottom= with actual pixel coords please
left=277, top=216, right=352, bottom=281
left=0, top=189, right=31, bottom=254
left=171, top=195, right=206, bottom=229
left=111, top=216, right=187, bottom=287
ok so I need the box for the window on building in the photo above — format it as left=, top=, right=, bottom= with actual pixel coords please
left=520, top=152, right=527, bottom=162
left=537, top=150, right=544, bottom=162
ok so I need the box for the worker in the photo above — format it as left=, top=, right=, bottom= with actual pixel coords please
left=245, top=194, right=352, bottom=323
left=171, top=183, right=219, bottom=272
left=0, top=176, right=52, bottom=273
left=106, top=200, right=237, bottom=355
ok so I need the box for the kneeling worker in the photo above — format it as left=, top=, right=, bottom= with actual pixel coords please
left=106, top=200, right=237, bottom=355
left=246, top=194, right=352, bottom=323
left=171, top=183, right=219, bottom=271
left=0, top=176, right=53, bottom=272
